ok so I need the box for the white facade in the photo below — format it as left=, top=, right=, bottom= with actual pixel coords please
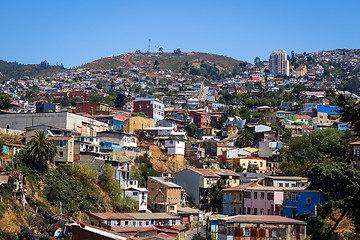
left=272, top=180, right=308, bottom=188
left=76, top=136, right=100, bottom=154
left=226, top=148, right=251, bottom=159
left=270, top=50, right=290, bottom=76
left=119, top=134, right=137, bottom=148
left=165, top=139, right=185, bottom=155
left=124, top=188, right=148, bottom=212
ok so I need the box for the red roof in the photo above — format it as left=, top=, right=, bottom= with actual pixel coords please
left=114, top=115, right=128, bottom=121
left=241, top=156, right=266, bottom=161
left=295, top=114, right=312, bottom=119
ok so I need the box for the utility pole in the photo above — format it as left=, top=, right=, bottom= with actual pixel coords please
left=148, top=39, right=151, bottom=53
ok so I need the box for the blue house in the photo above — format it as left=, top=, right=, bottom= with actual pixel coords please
left=334, top=122, right=351, bottom=131
left=317, top=105, right=343, bottom=115
left=94, top=116, right=126, bottom=131
left=282, top=189, right=325, bottom=219
left=100, top=141, right=122, bottom=151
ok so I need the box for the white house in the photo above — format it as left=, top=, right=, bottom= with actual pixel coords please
left=124, top=187, right=148, bottom=212
left=165, top=139, right=185, bottom=155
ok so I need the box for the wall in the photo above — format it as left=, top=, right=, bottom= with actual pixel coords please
left=175, top=169, right=201, bottom=206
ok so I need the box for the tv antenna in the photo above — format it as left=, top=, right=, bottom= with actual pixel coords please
left=148, top=39, right=151, bottom=53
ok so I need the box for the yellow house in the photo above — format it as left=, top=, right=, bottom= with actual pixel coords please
left=222, top=126, right=237, bottom=137
left=234, top=157, right=267, bottom=173
left=125, top=116, right=153, bottom=133
left=202, top=127, right=216, bottom=136
left=97, top=103, right=111, bottom=112
left=236, top=89, right=248, bottom=95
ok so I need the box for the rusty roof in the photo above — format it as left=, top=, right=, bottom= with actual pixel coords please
left=189, top=168, right=239, bottom=177
left=222, top=182, right=259, bottom=192
left=111, top=225, right=158, bottom=233
left=89, top=213, right=134, bottom=220
left=221, top=215, right=306, bottom=225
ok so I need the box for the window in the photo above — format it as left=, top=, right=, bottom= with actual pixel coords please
left=254, top=192, right=257, bottom=199
left=285, top=183, right=289, bottom=187
left=261, top=192, right=265, bottom=199
left=247, top=208, right=251, bottom=214
left=59, top=141, right=64, bottom=147
left=59, top=151, right=64, bottom=158
left=151, top=188, right=154, bottom=192
left=292, top=184, right=296, bottom=187
left=117, top=220, right=120, bottom=226
left=267, top=192, right=274, bottom=200
left=233, top=207, right=236, bottom=214
left=253, top=208, right=258, bottom=215
left=146, top=221, right=149, bottom=226
left=244, top=191, right=251, bottom=199
left=133, top=120, right=136, bottom=124
left=272, top=229, right=278, bottom=237
left=133, top=192, right=138, bottom=196
left=261, top=209, right=264, bottom=215
left=170, top=206, right=175, bottom=210
left=244, top=228, right=250, bottom=236
left=285, top=191, right=298, bottom=202
left=268, top=209, right=271, bottom=215
left=279, top=183, right=283, bottom=187
left=306, top=197, right=311, bottom=206
left=125, top=221, right=128, bottom=226
left=260, top=162, right=263, bottom=167
left=139, top=222, right=142, bottom=226
left=107, top=220, right=111, bottom=225
left=292, top=229, right=297, bottom=235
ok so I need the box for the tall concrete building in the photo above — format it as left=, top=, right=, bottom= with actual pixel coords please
left=269, top=50, right=290, bottom=76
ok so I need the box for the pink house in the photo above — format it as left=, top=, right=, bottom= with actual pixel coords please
left=350, top=141, right=360, bottom=169
left=243, top=186, right=285, bottom=216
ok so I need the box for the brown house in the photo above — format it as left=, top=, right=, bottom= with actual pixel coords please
left=147, top=177, right=182, bottom=213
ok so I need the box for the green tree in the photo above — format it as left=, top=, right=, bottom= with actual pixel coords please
left=114, top=93, right=127, bottom=109
left=235, top=130, right=254, bottom=147
left=133, top=112, right=146, bottom=117
left=279, top=128, right=353, bottom=176
left=336, top=94, right=360, bottom=135
left=158, top=47, right=163, bottom=53
left=254, top=57, right=261, bottom=65
left=204, top=179, right=229, bottom=206
left=154, top=60, right=159, bottom=66
left=0, top=94, right=11, bottom=110
left=26, top=131, right=57, bottom=169
left=185, top=122, right=198, bottom=138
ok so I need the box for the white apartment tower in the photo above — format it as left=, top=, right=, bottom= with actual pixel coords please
left=269, top=50, right=290, bottom=76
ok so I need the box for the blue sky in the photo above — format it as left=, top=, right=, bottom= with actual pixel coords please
left=1, top=0, right=359, bottom=68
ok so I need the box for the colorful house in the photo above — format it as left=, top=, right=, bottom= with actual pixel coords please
left=282, top=189, right=325, bottom=218
left=124, top=116, right=153, bottom=133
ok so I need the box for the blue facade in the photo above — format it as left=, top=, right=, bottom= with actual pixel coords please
left=335, top=123, right=351, bottom=131
left=317, top=105, right=343, bottom=115
left=113, top=119, right=125, bottom=131
left=222, top=192, right=233, bottom=215
left=100, top=141, right=122, bottom=151
left=282, top=190, right=325, bottom=219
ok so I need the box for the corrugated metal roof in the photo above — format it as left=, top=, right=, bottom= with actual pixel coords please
left=221, top=215, right=306, bottom=225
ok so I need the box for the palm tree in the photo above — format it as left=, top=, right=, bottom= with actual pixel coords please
left=26, top=130, right=57, bottom=167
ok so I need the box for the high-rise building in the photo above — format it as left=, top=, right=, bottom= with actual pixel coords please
left=269, top=50, right=289, bottom=76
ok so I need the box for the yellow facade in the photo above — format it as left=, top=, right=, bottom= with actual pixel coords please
left=97, top=103, right=111, bottom=112
left=227, top=126, right=237, bottom=136
left=203, top=127, right=216, bottom=136
left=125, top=117, right=153, bottom=133
left=236, top=89, right=248, bottom=95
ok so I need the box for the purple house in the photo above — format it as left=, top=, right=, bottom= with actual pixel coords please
left=243, top=186, right=305, bottom=216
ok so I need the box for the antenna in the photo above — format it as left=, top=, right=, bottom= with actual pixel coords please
left=148, top=39, right=151, bottom=53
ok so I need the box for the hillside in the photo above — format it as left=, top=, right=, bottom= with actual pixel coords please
left=83, top=52, right=246, bottom=72
left=0, top=60, right=65, bottom=81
